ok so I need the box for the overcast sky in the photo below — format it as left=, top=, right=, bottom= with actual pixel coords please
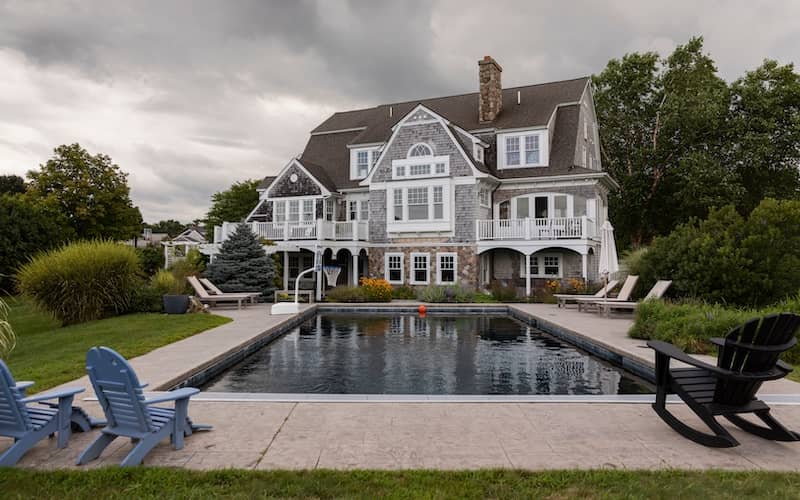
left=1, top=1, right=798, bottom=222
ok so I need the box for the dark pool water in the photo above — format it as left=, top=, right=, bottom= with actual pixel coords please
left=202, top=314, right=652, bottom=395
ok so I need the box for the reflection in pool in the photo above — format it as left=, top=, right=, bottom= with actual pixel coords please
left=202, top=314, right=652, bottom=395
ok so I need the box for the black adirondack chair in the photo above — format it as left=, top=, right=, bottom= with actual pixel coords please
left=648, top=313, right=800, bottom=448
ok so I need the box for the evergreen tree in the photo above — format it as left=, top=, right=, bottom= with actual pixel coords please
left=204, top=223, right=275, bottom=296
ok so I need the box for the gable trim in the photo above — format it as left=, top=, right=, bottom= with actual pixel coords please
left=266, top=158, right=331, bottom=198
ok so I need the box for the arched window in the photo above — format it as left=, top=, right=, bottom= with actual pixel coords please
left=408, top=143, right=433, bottom=158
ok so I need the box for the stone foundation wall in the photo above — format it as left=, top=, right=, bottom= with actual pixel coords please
left=368, top=244, right=479, bottom=289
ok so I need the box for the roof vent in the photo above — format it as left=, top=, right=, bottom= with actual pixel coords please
left=517, top=90, right=521, bottom=105
left=389, top=106, right=393, bottom=118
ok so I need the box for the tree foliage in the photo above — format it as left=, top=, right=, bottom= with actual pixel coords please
left=594, top=37, right=800, bottom=248
left=205, top=179, right=260, bottom=228
left=26, top=143, right=143, bottom=241
left=144, top=220, right=187, bottom=238
left=0, top=175, right=25, bottom=195
left=632, top=198, right=800, bottom=307
left=0, top=195, right=74, bottom=293
left=204, top=223, right=275, bottom=296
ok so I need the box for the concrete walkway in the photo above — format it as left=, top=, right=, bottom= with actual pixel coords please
left=6, top=302, right=800, bottom=471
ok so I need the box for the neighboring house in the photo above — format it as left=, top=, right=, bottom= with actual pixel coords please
left=122, top=228, right=170, bottom=249
left=163, top=227, right=207, bottom=268
left=210, top=56, right=617, bottom=298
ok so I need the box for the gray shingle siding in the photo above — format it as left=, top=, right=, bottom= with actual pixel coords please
left=368, top=189, right=387, bottom=242
left=454, top=184, right=477, bottom=242
left=268, top=163, right=322, bottom=198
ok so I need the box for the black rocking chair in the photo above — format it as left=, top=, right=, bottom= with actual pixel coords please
left=648, top=313, right=800, bottom=448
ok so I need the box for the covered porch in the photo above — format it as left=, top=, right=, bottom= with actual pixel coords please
left=275, top=244, right=369, bottom=301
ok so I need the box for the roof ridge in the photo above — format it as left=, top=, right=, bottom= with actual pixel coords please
left=326, top=76, right=591, bottom=117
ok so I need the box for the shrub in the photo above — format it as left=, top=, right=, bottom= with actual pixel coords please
left=359, top=278, right=393, bottom=302
left=630, top=296, right=800, bottom=365
left=204, top=224, right=275, bottom=296
left=325, top=286, right=367, bottom=303
left=168, top=259, right=204, bottom=287
left=490, top=281, right=519, bottom=302
left=151, top=269, right=185, bottom=296
left=416, top=285, right=474, bottom=303
left=184, top=248, right=207, bottom=274
left=636, top=199, right=800, bottom=306
left=622, top=246, right=649, bottom=276
left=17, top=240, right=142, bottom=325
left=136, top=245, right=164, bottom=276
left=392, top=285, right=416, bottom=300
left=0, top=297, right=15, bottom=358
left=129, top=284, right=162, bottom=313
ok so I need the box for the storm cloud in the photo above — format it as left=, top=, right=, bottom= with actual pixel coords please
left=1, top=0, right=798, bottom=221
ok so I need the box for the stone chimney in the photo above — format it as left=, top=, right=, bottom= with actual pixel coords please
left=478, top=56, right=503, bottom=123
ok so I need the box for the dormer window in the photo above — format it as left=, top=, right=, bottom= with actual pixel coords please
left=473, top=144, right=484, bottom=162
left=408, top=143, right=432, bottom=157
left=350, top=147, right=381, bottom=180
left=357, top=151, right=369, bottom=178
left=498, top=130, right=548, bottom=168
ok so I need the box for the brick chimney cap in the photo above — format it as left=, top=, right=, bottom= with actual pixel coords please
left=478, top=56, right=502, bottom=71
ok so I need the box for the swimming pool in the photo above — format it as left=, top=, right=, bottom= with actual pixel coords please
left=202, top=313, right=652, bottom=395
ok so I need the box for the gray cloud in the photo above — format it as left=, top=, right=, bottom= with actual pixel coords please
left=0, top=0, right=798, bottom=221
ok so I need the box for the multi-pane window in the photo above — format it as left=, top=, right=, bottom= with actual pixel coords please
left=433, top=186, right=444, bottom=220
left=360, top=201, right=369, bottom=221
left=393, top=189, right=403, bottom=221
left=407, top=187, right=428, bottom=220
left=524, top=254, right=561, bottom=278
left=274, top=201, right=286, bottom=222
left=288, top=200, right=300, bottom=221
left=371, top=150, right=381, bottom=166
left=357, top=150, right=369, bottom=178
left=409, top=164, right=430, bottom=176
left=325, top=198, right=334, bottom=221
left=349, top=201, right=358, bottom=221
left=385, top=253, right=403, bottom=284
left=505, top=136, right=520, bottom=166
left=525, top=135, right=540, bottom=164
left=435, top=163, right=445, bottom=174
left=409, top=144, right=432, bottom=157
left=479, top=188, right=490, bottom=207
left=411, top=253, right=429, bottom=284
left=395, top=165, right=406, bottom=177
left=437, top=253, right=456, bottom=284
left=302, top=199, right=314, bottom=221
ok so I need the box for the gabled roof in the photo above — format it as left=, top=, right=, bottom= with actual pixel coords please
left=256, top=176, right=276, bottom=190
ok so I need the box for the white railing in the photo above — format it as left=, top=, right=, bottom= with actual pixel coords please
left=215, top=220, right=369, bottom=244
left=475, top=217, right=595, bottom=241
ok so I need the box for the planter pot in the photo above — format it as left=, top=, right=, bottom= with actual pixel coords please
left=163, top=294, right=189, bottom=314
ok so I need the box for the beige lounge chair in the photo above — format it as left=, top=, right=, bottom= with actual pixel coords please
left=186, top=276, right=255, bottom=310
left=576, top=275, right=639, bottom=311
left=554, top=280, right=619, bottom=308
left=594, top=280, right=672, bottom=315
left=200, top=278, right=260, bottom=302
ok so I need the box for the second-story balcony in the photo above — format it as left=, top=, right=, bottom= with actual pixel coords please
left=214, top=220, right=369, bottom=244
left=475, top=217, right=597, bottom=241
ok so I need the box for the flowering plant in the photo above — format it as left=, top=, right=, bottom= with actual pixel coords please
left=359, top=277, right=393, bottom=302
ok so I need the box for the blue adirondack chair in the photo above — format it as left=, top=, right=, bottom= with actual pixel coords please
left=77, top=347, right=211, bottom=467
left=0, top=359, right=85, bottom=466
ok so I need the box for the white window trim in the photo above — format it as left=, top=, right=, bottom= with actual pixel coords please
left=497, top=130, right=549, bottom=169
left=350, top=147, right=380, bottom=180
left=270, top=197, right=322, bottom=223
left=436, top=252, right=458, bottom=285
left=473, top=143, right=484, bottom=162
left=410, top=252, right=430, bottom=285
left=407, top=142, right=433, bottom=158
left=508, top=193, right=574, bottom=219
left=478, top=187, right=491, bottom=208
left=385, top=252, right=404, bottom=284
left=386, top=179, right=452, bottom=233
left=391, top=155, right=450, bottom=180
left=347, top=199, right=370, bottom=222
left=520, top=252, right=563, bottom=278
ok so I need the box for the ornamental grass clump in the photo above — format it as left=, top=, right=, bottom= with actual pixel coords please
left=17, top=240, right=142, bottom=325
left=0, top=297, right=15, bottom=358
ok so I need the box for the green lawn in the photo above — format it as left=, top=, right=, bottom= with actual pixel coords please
left=2, top=296, right=231, bottom=391
left=1, top=469, right=799, bottom=499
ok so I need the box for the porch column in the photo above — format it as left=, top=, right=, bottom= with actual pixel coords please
left=283, top=251, right=289, bottom=291
left=352, top=252, right=359, bottom=286
left=315, top=255, right=323, bottom=302
left=581, top=253, right=588, bottom=281
left=525, top=253, right=531, bottom=298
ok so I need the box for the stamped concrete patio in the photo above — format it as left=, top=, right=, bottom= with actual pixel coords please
left=6, top=302, right=800, bottom=471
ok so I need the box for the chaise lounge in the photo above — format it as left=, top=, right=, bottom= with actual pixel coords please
left=648, top=313, right=800, bottom=447
left=187, top=276, right=257, bottom=310
left=199, top=278, right=260, bottom=302
left=593, top=280, right=672, bottom=315
left=554, top=279, right=619, bottom=308
left=575, top=275, right=639, bottom=312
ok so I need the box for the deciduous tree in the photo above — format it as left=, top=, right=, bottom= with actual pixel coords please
left=204, top=179, right=260, bottom=228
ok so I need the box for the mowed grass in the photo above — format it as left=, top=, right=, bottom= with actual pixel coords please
left=2, top=296, right=231, bottom=391
left=1, top=469, right=800, bottom=499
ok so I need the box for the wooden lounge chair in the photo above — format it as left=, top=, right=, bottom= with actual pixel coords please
left=648, top=313, right=800, bottom=448
left=0, top=359, right=86, bottom=466
left=594, top=280, right=672, bottom=314
left=187, top=276, right=255, bottom=310
left=554, top=280, right=619, bottom=308
left=77, top=347, right=211, bottom=467
left=199, top=278, right=260, bottom=302
left=576, top=275, right=639, bottom=311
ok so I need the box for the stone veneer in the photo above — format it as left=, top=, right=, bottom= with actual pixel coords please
left=368, top=243, right=479, bottom=289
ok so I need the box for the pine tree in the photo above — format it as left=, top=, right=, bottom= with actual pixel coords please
left=204, top=223, right=275, bottom=296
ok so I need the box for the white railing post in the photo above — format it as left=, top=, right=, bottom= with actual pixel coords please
left=283, top=221, right=289, bottom=241
left=317, top=219, right=324, bottom=240
left=581, top=216, right=587, bottom=238
left=524, top=218, right=531, bottom=240
left=352, top=220, right=358, bottom=241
